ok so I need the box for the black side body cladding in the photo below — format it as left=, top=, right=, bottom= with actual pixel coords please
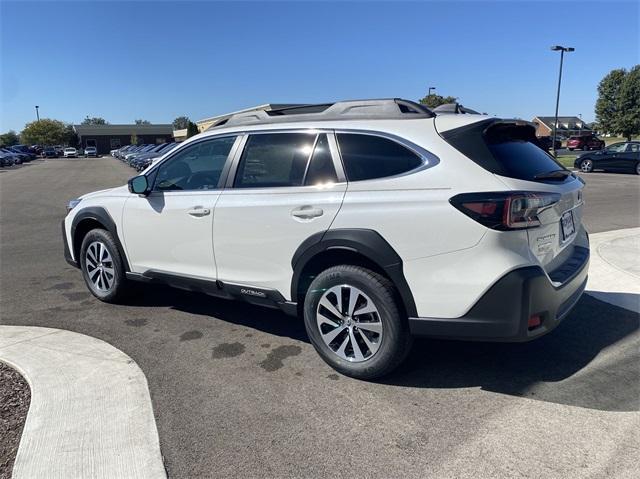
left=291, top=228, right=418, bottom=317
left=62, top=220, right=77, bottom=267
left=69, top=206, right=131, bottom=271
left=125, top=271, right=298, bottom=316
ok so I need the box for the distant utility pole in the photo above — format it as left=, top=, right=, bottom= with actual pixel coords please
left=35, top=105, right=40, bottom=122
left=550, top=45, right=574, bottom=157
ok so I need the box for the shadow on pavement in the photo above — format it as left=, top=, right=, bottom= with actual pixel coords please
left=127, top=285, right=639, bottom=412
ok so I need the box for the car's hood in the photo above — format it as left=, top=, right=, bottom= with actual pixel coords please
left=78, top=184, right=129, bottom=200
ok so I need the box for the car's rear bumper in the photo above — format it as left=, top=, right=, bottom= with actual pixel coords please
left=408, top=247, right=589, bottom=342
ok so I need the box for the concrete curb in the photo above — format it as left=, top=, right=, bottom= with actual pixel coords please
left=0, top=326, right=166, bottom=479
left=586, top=227, right=640, bottom=313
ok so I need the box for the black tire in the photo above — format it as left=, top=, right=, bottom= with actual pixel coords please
left=635, top=162, right=640, bottom=175
left=79, top=228, right=129, bottom=303
left=580, top=159, right=594, bottom=173
left=568, top=148, right=574, bottom=151
left=303, top=265, right=412, bottom=380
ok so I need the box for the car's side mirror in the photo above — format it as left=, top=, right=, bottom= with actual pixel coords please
left=128, top=175, right=150, bottom=195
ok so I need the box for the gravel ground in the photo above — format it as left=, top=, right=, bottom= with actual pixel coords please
left=0, top=362, right=30, bottom=479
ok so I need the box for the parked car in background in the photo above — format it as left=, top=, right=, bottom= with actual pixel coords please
left=536, top=136, right=562, bottom=151
left=566, top=134, right=605, bottom=151
left=0, top=148, right=23, bottom=164
left=84, top=146, right=98, bottom=157
left=42, top=147, right=59, bottom=158
left=132, top=143, right=179, bottom=171
left=54, top=145, right=65, bottom=156
left=63, top=98, right=589, bottom=379
left=0, top=151, right=17, bottom=166
left=8, top=146, right=36, bottom=161
left=575, top=141, right=640, bottom=174
left=63, top=147, right=78, bottom=158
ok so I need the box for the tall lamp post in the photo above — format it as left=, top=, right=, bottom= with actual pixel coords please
left=550, top=45, right=574, bottom=157
left=428, top=86, right=436, bottom=96
left=35, top=105, right=40, bottom=122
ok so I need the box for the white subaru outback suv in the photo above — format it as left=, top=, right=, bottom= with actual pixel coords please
left=63, top=99, right=589, bottom=379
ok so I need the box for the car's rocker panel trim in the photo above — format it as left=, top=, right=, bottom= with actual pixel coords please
left=125, top=270, right=298, bottom=316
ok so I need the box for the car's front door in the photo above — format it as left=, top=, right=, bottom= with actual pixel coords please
left=596, top=142, right=626, bottom=170
left=122, top=135, right=240, bottom=278
left=213, top=131, right=347, bottom=298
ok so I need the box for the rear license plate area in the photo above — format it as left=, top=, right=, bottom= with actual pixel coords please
left=561, top=210, right=575, bottom=241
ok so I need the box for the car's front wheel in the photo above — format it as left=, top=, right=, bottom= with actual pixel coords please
left=635, top=162, right=640, bottom=175
left=580, top=159, right=594, bottom=173
left=79, top=229, right=129, bottom=303
left=303, top=265, right=412, bottom=379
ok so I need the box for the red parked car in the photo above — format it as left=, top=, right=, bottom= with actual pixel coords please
left=566, top=134, right=605, bottom=151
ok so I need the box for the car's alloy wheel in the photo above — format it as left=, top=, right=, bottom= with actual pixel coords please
left=636, top=162, right=640, bottom=175
left=316, top=285, right=383, bottom=362
left=580, top=159, right=593, bottom=173
left=85, top=241, right=115, bottom=292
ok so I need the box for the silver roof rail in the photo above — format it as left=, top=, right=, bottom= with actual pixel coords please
left=208, top=98, right=434, bottom=129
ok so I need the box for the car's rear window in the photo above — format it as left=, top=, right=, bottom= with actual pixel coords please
left=441, top=120, right=567, bottom=182
left=487, top=141, right=565, bottom=181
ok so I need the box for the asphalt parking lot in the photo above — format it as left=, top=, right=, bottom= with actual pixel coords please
left=1, top=158, right=639, bottom=478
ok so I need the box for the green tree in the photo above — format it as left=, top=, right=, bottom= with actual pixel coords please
left=187, top=121, right=199, bottom=138
left=595, top=68, right=626, bottom=137
left=21, top=119, right=69, bottom=146
left=135, top=119, right=151, bottom=125
left=81, top=117, right=108, bottom=125
left=64, top=125, right=79, bottom=148
left=617, top=65, right=640, bottom=141
left=0, top=130, right=20, bottom=147
left=419, top=92, right=458, bottom=108
left=130, top=133, right=138, bottom=145
left=172, top=116, right=190, bottom=130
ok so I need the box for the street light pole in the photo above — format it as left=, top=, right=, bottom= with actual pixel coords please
left=428, top=87, right=436, bottom=96
left=35, top=105, right=40, bottom=122
left=550, top=45, right=574, bottom=158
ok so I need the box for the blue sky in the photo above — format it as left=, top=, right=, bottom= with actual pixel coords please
left=1, top=1, right=638, bottom=132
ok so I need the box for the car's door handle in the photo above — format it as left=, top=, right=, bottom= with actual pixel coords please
left=291, top=206, right=324, bottom=219
left=187, top=207, right=211, bottom=217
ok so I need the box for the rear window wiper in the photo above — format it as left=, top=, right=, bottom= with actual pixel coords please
left=534, top=169, right=572, bottom=180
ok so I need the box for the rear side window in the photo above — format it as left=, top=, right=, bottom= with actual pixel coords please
left=235, top=133, right=316, bottom=188
left=336, top=134, right=423, bottom=181
left=442, top=121, right=567, bottom=182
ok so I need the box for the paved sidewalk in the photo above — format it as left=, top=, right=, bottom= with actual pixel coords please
left=586, top=227, right=640, bottom=313
left=0, top=326, right=166, bottom=479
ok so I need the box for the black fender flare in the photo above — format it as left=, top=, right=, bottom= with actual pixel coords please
left=291, top=228, right=418, bottom=317
left=71, top=206, right=131, bottom=271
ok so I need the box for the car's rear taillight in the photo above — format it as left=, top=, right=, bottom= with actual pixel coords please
left=450, top=192, right=560, bottom=230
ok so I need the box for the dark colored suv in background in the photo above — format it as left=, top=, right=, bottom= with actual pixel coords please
left=566, top=134, right=605, bottom=151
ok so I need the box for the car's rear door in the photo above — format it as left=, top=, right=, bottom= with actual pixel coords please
left=620, top=142, right=640, bottom=171
left=122, top=135, right=240, bottom=278
left=213, top=130, right=347, bottom=298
